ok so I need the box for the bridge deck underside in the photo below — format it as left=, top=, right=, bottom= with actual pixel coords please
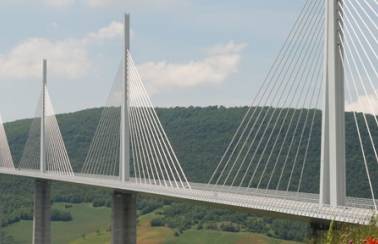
left=0, top=168, right=374, bottom=225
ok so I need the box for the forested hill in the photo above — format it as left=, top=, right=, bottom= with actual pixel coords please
left=4, top=106, right=378, bottom=194
left=1, top=106, right=378, bottom=226
left=4, top=106, right=245, bottom=182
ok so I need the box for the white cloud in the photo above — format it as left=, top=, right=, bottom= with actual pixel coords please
left=84, top=21, right=123, bottom=43
left=43, top=0, right=184, bottom=8
left=44, top=0, right=75, bottom=7
left=0, top=21, right=123, bottom=80
left=137, top=41, right=247, bottom=93
left=0, top=38, right=89, bottom=80
left=49, top=22, right=59, bottom=30
left=85, top=0, right=113, bottom=7
left=0, top=20, right=244, bottom=94
left=207, top=42, right=247, bottom=56
left=346, top=92, right=378, bottom=115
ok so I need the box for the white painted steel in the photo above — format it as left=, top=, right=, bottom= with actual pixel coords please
left=320, top=0, right=346, bottom=207
left=0, top=115, right=14, bottom=169
left=120, top=14, right=130, bottom=182
left=40, top=60, right=47, bottom=173
left=0, top=168, right=373, bottom=225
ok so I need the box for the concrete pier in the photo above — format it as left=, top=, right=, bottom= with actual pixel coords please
left=112, top=191, right=137, bottom=244
left=32, top=179, right=51, bottom=244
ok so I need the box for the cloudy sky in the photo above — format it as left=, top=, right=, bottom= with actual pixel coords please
left=0, top=0, right=307, bottom=121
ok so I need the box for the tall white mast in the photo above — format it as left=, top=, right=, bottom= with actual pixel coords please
left=40, top=59, right=47, bottom=173
left=320, top=0, right=346, bottom=206
left=120, top=14, right=130, bottom=181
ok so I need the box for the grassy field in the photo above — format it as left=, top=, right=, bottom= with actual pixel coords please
left=71, top=212, right=174, bottom=244
left=5, top=203, right=302, bottom=244
left=5, top=203, right=111, bottom=244
left=71, top=212, right=301, bottom=244
left=165, top=230, right=301, bottom=244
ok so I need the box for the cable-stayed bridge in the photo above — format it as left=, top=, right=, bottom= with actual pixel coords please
left=0, top=0, right=377, bottom=243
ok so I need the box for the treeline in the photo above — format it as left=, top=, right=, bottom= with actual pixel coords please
left=150, top=202, right=309, bottom=241
left=2, top=207, right=72, bottom=226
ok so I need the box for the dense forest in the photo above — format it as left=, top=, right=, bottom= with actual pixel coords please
left=1, top=106, right=377, bottom=242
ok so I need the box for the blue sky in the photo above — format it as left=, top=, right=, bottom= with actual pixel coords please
left=0, top=0, right=305, bottom=121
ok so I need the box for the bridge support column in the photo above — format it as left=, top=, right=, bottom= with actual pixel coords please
left=112, top=190, right=136, bottom=244
left=32, top=179, right=51, bottom=244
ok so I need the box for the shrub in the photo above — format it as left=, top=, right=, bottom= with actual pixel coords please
left=206, top=222, right=218, bottom=230
left=220, top=223, right=240, bottom=233
left=92, top=199, right=106, bottom=207
left=150, top=218, right=164, bottom=227
left=51, top=209, right=72, bottom=222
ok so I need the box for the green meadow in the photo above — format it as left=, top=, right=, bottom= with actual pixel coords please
left=4, top=203, right=301, bottom=244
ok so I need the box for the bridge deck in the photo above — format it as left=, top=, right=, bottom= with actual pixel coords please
left=0, top=168, right=375, bottom=225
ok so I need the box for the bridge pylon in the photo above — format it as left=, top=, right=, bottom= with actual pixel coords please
left=33, top=60, right=51, bottom=244
left=120, top=13, right=130, bottom=182
left=112, top=14, right=137, bottom=244
left=320, top=0, right=346, bottom=207
left=112, top=191, right=136, bottom=244
left=32, top=179, right=51, bottom=244
left=40, top=59, right=47, bottom=173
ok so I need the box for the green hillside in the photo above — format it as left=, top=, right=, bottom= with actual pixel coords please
left=4, top=202, right=302, bottom=244
left=0, top=106, right=377, bottom=243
